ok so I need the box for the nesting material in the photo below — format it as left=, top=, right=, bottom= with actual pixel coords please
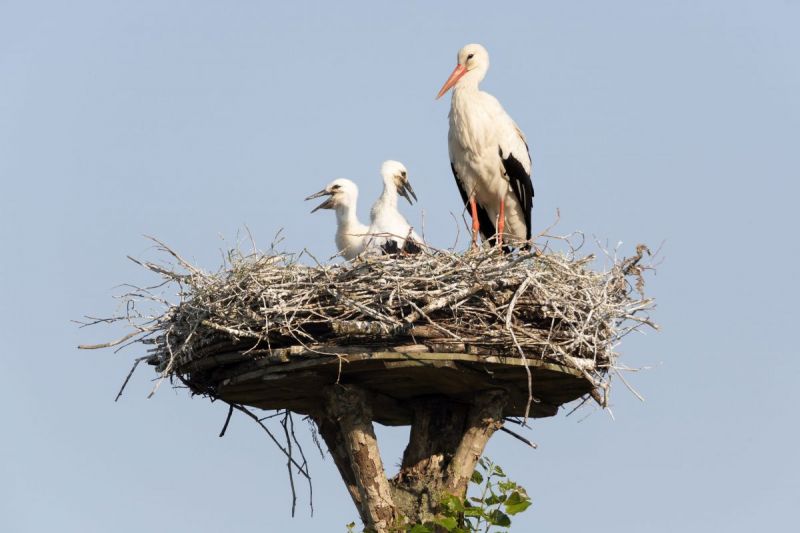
left=97, top=240, right=655, bottom=417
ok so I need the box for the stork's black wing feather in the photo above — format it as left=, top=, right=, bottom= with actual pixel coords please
left=450, top=163, right=497, bottom=245
left=499, top=147, right=534, bottom=240
left=402, top=239, right=422, bottom=254
left=381, top=240, right=400, bottom=255
left=381, top=238, right=422, bottom=256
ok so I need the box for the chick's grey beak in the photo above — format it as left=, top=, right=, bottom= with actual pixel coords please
left=397, top=180, right=418, bottom=205
left=305, top=189, right=334, bottom=213
left=305, top=189, right=328, bottom=201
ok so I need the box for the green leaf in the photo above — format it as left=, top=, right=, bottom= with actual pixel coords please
left=484, top=493, right=506, bottom=506
left=497, top=481, right=518, bottom=492
left=487, top=510, right=512, bottom=527
left=463, top=507, right=484, bottom=518
left=492, top=465, right=506, bottom=477
left=440, top=494, right=465, bottom=514
left=408, top=525, right=431, bottom=533
left=434, top=516, right=458, bottom=531
left=471, top=469, right=484, bottom=485
left=462, top=517, right=478, bottom=530
left=505, top=500, right=532, bottom=515
left=505, top=491, right=524, bottom=505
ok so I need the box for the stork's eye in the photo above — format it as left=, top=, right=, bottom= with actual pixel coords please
left=331, top=185, right=341, bottom=190
left=467, top=53, right=474, bottom=60
left=401, top=171, right=407, bottom=178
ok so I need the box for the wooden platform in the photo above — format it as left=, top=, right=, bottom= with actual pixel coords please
left=186, top=346, right=594, bottom=425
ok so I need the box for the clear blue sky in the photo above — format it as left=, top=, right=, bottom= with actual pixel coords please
left=1, top=1, right=798, bottom=531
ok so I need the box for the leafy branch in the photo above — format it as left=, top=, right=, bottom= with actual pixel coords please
left=347, top=457, right=532, bottom=532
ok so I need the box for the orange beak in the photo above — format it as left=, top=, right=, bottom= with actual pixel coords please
left=436, top=64, right=467, bottom=99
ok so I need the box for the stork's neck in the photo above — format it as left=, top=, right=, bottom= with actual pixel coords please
left=453, top=65, right=487, bottom=97
left=451, top=81, right=484, bottom=118
left=453, top=78, right=481, bottom=96
left=377, top=178, right=399, bottom=210
left=335, top=201, right=361, bottom=230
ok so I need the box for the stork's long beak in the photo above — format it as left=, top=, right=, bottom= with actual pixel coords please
left=436, top=64, right=467, bottom=99
left=397, top=180, right=418, bottom=204
left=305, top=189, right=334, bottom=213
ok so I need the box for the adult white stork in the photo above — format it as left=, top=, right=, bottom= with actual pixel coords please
left=305, top=178, right=369, bottom=260
left=367, top=160, right=423, bottom=254
left=436, top=43, right=534, bottom=249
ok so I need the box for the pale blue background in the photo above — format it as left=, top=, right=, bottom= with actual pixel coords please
left=1, top=1, right=798, bottom=532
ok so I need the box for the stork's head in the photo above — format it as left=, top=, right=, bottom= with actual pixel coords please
left=305, top=178, right=359, bottom=212
left=436, top=43, right=490, bottom=99
left=381, top=160, right=417, bottom=205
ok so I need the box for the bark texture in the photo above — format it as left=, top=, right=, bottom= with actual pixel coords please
left=390, top=398, right=468, bottom=523
left=318, top=385, right=399, bottom=531
left=313, top=385, right=507, bottom=532
left=391, top=391, right=507, bottom=523
left=309, top=412, right=363, bottom=512
left=444, top=390, right=507, bottom=495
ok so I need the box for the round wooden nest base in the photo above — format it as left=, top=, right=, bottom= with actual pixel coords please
left=186, top=345, right=594, bottom=424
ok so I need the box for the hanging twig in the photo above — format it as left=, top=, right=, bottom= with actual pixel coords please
left=289, top=412, right=314, bottom=516
left=280, top=411, right=298, bottom=517
left=228, top=403, right=311, bottom=479
left=499, top=426, right=538, bottom=449
left=114, top=356, right=149, bottom=402
left=218, top=404, right=234, bottom=437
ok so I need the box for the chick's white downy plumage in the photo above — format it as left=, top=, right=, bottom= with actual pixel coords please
left=305, top=178, right=369, bottom=260
left=437, top=43, right=534, bottom=249
left=367, top=160, right=423, bottom=254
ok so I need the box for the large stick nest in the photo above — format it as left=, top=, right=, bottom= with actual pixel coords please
left=92, top=238, right=656, bottom=402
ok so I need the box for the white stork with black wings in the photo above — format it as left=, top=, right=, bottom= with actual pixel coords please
left=437, top=43, right=534, bottom=249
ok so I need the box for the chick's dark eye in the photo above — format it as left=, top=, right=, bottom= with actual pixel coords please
left=331, top=185, right=341, bottom=190
left=401, top=171, right=407, bottom=178
left=467, top=53, right=474, bottom=60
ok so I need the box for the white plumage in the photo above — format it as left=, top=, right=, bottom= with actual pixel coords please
left=305, top=178, right=369, bottom=260
left=367, top=160, right=423, bottom=254
left=437, top=43, right=534, bottom=248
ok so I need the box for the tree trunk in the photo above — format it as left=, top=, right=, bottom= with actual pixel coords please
left=312, top=385, right=507, bottom=532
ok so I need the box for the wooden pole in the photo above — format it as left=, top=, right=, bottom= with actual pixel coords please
left=445, top=390, right=507, bottom=495
left=312, top=385, right=508, bottom=531
left=309, top=412, right=363, bottom=513
left=318, top=385, right=399, bottom=532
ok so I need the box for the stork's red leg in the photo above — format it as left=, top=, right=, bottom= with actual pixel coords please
left=470, top=197, right=480, bottom=248
left=497, top=198, right=505, bottom=247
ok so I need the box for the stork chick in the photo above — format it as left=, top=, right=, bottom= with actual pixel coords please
left=306, top=178, right=369, bottom=260
left=368, top=160, right=423, bottom=254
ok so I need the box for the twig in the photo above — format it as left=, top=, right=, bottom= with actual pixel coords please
left=289, top=412, right=314, bottom=516
left=219, top=404, right=234, bottom=437
left=281, top=411, right=298, bottom=517
left=114, top=356, right=148, bottom=401
left=499, top=426, right=538, bottom=449
left=505, top=275, right=534, bottom=423
left=612, top=367, right=646, bottom=402
left=79, top=330, right=144, bottom=350
left=229, top=404, right=310, bottom=479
